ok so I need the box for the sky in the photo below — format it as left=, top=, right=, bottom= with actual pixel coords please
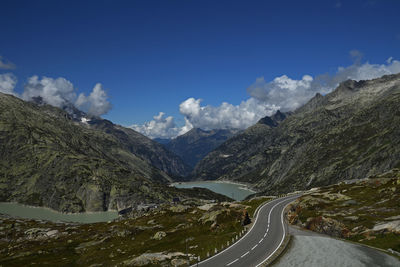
left=0, top=0, right=399, bottom=138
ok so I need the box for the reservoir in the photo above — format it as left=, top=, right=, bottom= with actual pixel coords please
left=173, top=180, right=255, bottom=201
left=0, top=202, right=118, bottom=223
left=0, top=181, right=254, bottom=222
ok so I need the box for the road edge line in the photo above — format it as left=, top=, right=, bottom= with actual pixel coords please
left=255, top=199, right=295, bottom=267
left=192, top=197, right=283, bottom=266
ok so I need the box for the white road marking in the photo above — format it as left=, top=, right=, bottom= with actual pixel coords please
left=264, top=232, right=267, bottom=238
left=251, top=244, right=258, bottom=250
left=195, top=195, right=299, bottom=267
left=195, top=198, right=280, bottom=266
left=255, top=197, right=298, bottom=267
left=241, top=251, right=250, bottom=258
left=226, top=258, right=239, bottom=266
left=259, top=238, right=264, bottom=243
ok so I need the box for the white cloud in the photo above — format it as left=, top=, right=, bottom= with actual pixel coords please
left=179, top=97, right=277, bottom=130
left=247, top=57, right=400, bottom=111
left=132, top=56, right=400, bottom=139
left=75, top=83, right=112, bottom=116
left=0, top=73, right=17, bottom=95
left=22, top=76, right=77, bottom=107
left=247, top=75, right=316, bottom=112
left=22, top=76, right=112, bottom=116
left=0, top=56, right=16, bottom=70
left=130, top=112, right=189, bottom=139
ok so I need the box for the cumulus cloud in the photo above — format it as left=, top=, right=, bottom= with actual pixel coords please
left=0, top=73, right=17, bottom=95
left=247, top=56, right=400, bottom=111
left=130, top=112, right=187, bottom=139
left=179, top=97, right=277, bottom=130
left=75, top=83, right=112, bottom=116
left=0, top=56, right=16, bottom=70
left=22, top=76, right=111, bottom=116
left=22, top=76, right=77, bottom=107
left=133, top=56, right=400, bottom=139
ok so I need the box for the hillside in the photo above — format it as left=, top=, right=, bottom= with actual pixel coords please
left=287, top=169, right=400, bottom=256
left=86, top=118, right=191, bottom=178
left=193, top=74, right=400, bottom=194
left=164, top=128, right=239, bottom=168
left=0, top=196, right=266, bottom=266
left=0, top=93, right=224, bottom=212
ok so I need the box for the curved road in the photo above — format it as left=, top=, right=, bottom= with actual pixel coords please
left=197, top=195, right=300, bottom=267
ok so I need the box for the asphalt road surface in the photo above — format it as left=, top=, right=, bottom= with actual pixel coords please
left=197, top=195, right=300, bottom=267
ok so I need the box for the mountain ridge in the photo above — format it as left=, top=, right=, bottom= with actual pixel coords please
left=163, top=127, right=240, bottom=169
left=0, top=93, right=224, bottom=212
left=193, top=73, right=400, bottom=194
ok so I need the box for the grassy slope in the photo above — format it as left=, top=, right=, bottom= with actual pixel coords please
left=0, top=198, right=271, bottom=266
left=287, top=169, right=400, bottom=256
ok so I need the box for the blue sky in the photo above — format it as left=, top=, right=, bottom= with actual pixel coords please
left=1, top=0, right=399, bottom=138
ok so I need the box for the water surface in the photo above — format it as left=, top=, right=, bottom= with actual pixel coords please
left=0, top=202, right=118, bottom=223
left=173, top=180, right=255, bottom=201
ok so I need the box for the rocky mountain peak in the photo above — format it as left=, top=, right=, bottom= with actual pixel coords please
left=257, top=110, right=288, bottom=127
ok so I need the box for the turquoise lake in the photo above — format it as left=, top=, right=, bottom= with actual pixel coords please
left=172, top=180, right=255, bottom=201
left=0, top=202, right=118, bottom=223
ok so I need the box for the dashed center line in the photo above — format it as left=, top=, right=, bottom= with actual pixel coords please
left=252, top=244, right=258, bottom=250
left=241, top=251, right=250, bottom=258
left=226, top=258, right=239, bottom=266
left=259, top=238, right=264, bottom=244
left=264, top=232, right=267, bottom=238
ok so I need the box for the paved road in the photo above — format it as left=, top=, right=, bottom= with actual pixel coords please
left=197, top=195, right=300, bottom=267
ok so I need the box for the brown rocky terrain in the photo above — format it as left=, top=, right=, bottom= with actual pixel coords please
left=286, top=169, right=400, bottom=257
left=0, top=197, right=269, bottom=266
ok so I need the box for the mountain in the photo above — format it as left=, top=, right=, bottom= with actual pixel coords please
left=164, top=128, right=240, bottom=168
left=193, top=73, right=400, bottom=194
left=153, top=138, right=171, bottom=145
left=56, top=101, right=191, bottom=179
left=85, top=118, right=192, bottom=178
left=0, top=93, right=224, bottom=213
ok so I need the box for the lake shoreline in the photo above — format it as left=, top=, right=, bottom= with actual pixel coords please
left=171, top=180, right=256, bottom=201
left=0, top=202, right=119, bottom=223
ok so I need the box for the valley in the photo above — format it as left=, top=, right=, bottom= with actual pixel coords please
left=0, top=74, right=399, bottom=266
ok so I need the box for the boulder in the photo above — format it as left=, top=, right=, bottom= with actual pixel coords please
left=152, top=231, right=166, bottom=240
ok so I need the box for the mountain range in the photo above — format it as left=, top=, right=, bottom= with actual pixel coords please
left=160, top=128, right=240, bottom=169
left=193, top=73, right=400, bottom=195
left=1, top=73, right=399, bottom=213
left=0, top=93, right=226, bottom=212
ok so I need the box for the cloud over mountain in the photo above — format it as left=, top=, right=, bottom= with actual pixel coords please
left=132, top=56, right=400, bottom=139
left=21, top=76, right=112, bottom=116
left=0, top=73, right=17, bottom=95
left=130, top=112, right=189, bottom=139
left=75, top=83, right=112, bottom=116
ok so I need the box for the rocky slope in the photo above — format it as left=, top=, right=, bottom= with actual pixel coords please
left=192, top=110, right=288, bottom=182
left=0, top=197, right=258, bottom=266
left=86, top=118, right=191, bottom=178
left=0, top=93, right=220, bottom=212
left=286, top=169, right=400, bottom=255
left=164, top=128, right=239, bottom=169
left=194, top=74, right=400, bottom=193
